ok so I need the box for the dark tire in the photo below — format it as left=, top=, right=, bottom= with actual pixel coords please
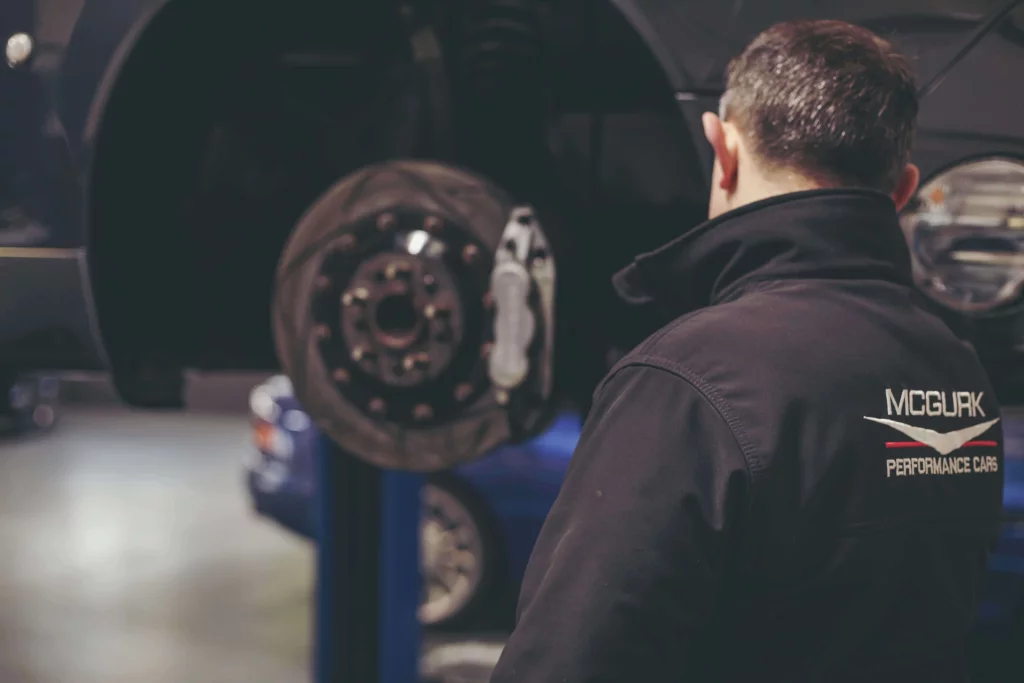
left=420, top=472, right=505, bottom=630
left=111, top=360, right=185, bottom=409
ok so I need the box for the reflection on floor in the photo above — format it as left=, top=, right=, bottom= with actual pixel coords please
left=0, top=388, right=511, bottom=683
left=422, top=633, right=506, bottom=683
left=0, top=407, right=313, bottom=683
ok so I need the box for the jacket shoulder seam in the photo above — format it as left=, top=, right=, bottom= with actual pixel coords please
left=617, top=308, right=716, bottom=363
left=601, top=358, right=763, bottom=479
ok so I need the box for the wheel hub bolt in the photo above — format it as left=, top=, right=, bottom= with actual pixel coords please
left=332, top=368, right=350, bottom=383
left=315, top=274, right=331, bottom=290
left=314, top=324, right=331, bottom=340
left=455, top=383, right=473, bottom=402
left=369, top=397, right=387, bottom=415
left=385, top=262, right=412, bottom=281
left=342, top=287, right=369, bottom=307
left=376, top=213, right=396, bottom=231
left=402, top=352, right=430, bottom=372
left=462, top=244, right=479, bottom=264
left=413, top=403, right=434, bottom=421
left=336, top=234, right=357, bottom=252
left=424, top=215, right=443, bottom=233
left=351, top=346, right=374, bottom=362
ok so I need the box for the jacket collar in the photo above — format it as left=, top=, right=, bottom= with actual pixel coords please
left=612, top=188, right=914, bottom=316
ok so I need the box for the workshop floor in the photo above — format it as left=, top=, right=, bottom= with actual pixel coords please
left=0, top=378, right=506, bottom=683
left=0, top=406, right=311, bottom=683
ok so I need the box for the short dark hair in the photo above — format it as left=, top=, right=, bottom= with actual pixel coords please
left=722, top=19, right=918, bottom=192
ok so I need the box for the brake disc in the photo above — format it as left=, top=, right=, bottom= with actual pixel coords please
left=273, top=160, right=553, bottom=471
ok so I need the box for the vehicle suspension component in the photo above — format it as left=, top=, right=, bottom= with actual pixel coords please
left=273, top=160, right=556, bottom=471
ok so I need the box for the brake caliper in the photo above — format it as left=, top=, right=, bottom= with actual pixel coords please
left=488, top=206, right=555, bottom=425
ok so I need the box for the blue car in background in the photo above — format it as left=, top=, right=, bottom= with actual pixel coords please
left=246, top=375, right=577, bottom=628
left=245, top=376, right=1024, bottom=648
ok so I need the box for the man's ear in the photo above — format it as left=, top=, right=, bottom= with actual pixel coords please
left=702, top=112, right=739, bottom=192
left=891, top=163, right=921, bottom=212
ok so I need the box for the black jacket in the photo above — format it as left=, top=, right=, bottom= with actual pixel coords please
left=489, top=189, right=1006, bottom=683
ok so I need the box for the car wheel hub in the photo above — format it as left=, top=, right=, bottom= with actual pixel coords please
left=418, top=485, right=485, bottom=625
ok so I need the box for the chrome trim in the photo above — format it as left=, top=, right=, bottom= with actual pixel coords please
left=0, top=246, right=81, bottom=259
left=75, top=249, right=111, bottom=368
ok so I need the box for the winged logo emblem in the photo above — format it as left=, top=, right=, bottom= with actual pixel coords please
left=863, top=417, right=1001, bottom=456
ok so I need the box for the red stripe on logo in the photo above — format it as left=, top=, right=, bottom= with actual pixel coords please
left=884, top=440, right=998, bottom=449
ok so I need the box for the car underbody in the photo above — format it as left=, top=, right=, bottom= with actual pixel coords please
left=85, top=0, right=704, bottom=415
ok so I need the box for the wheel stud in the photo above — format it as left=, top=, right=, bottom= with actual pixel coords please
left=351, top=346, right=374, bottom=362
left=402, top=352, right=430, bottom=372
left=336, top=234, right=357, bottom=252
left=369, top=397, right=387, bottom=415
left=377, top=213, right=396, bottom=231
left=342, top=287, right=369, bottom=307
left=413, top=403, right=434, bottom=421
left=385, top=262, right=411, bottom=281
left=455, top=383, right=473, bottom=402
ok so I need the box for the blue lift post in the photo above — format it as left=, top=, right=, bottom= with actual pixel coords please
left=314, top=433, right=423, bottom=683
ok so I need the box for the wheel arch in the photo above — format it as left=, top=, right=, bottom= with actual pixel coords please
left=75, top=0, right=234, bottom=383
left=80, top=0, right=414, bottom=385
left=607, top=0, right=696, bottom=92
left=79, top=0, right=175, bottom=151
left=605, top=0, right=715, bottom=189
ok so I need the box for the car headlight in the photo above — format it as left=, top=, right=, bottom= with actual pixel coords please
left=281, top=409, right=311, bottom=433
left=254, top=419, right=294, bottom=460
left=900, top=157, right=1024, bottom=313
left=248, top=386, right=280, bottom=422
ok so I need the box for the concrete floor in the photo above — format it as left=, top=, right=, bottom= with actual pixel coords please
left=0, top=406, right=313, bottom=683
left=0, top=371, right=508, bottom=683
left=4, top=383, right=1014, bottom=682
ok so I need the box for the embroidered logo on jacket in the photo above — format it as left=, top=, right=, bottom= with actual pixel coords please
left=864, top=389, right=1001, bottom=477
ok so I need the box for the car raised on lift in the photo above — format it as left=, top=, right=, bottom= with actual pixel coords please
left=2, top=0, right=1024, bottom=670
left=4, top=0, right=1024, bottom=446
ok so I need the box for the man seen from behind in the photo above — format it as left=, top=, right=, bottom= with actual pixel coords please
left=489, top=18, right=1006, bottom=683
